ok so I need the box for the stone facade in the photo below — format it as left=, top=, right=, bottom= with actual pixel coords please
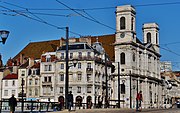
left=112, top=5, right=162, bottom=109
left=40, top=42, right=112, bottom=108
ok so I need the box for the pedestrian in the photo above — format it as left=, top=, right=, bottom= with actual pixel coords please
left=87, top=100, right=92, bottom=109
left=136, top=91, right=143, bottom=111
left=9, top=94, right=17, bottom=113
left=67, top=91, right=74, bottom=111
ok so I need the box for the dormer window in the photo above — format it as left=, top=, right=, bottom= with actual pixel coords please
left=46, top=54, right=51, bottom=62
left=78, top=52, right=82, bottom=58
left=61, top=53, right=64, bottom=59
left=87, top=52, right=91, bottom=58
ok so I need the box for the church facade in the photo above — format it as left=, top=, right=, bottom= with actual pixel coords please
left=111, top=5, right=162, bottom=109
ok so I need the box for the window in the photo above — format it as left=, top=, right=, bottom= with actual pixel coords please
left=87, top=86, right=91, bottom=93
left=5, top=81, right=8, bottom=86
left=87, top=74, right=91, bottom=82
left=60, top=74, right=64, bottom=81
left=12, top=90, right=15, bottom=95
left=77, top=74, right=82, bottom=81
left=48, top=76, right=51, bottom=82
left=33, top=70, right=36, bottom=75
left=12, top=80, right=15, bottom=86
left=21, top=71, right=25, bottom=76
left=48, top=65, right=52, bottom=71
left=35, top=79, right=38, bottom=85
left=120, top=17, right=126, bottom=30
left=60, top=64, right=64, bottom=69
left=131, top=17, right=134, bottom=30
left=87, top=63, right=91, bottom=68
left=121, top=83, right=125, bottom=94
left=70, top=53, right=73, bottom=59
left=44, top=65, right=52, bottom=71
left=29, top=79, right=32, bottom=85
left=78, top=63, right=81, bottom=69
left=4, top=90, right=8, bottom=96
left=44, top=77, right=47, bottom=82
left=78, top=52, right=82, bottom=58
left=61, top=53, right=64, bottom=59
left=29, top=89, right=32, bottom=96
left=120, top=52, right=125, bottom=64
left=60, top=87, right=63, bottom=93
left=77, top=86, right=81, bottom=93
left=35, top=88, right=38, bottom=96
left=87, top=52, right=91, bottom=57
left=147, top=32, right=151, bottom=43
left=156, top=33, right=158, bottom=44
left=46, top=55, right=51, bottom=62
left=133, top=53, right=135, bottom=62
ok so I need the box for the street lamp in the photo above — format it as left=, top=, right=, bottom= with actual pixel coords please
left=0, top=30, right=10, bottom=44
left=65, top=27, right=78, bottom=109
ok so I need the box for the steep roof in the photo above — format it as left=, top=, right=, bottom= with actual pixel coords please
left=11, top=34, right=115, bottom=63
left=3, top=73, right=18, bottom=80
left=31, top=62, right=40, bottom=68
left=13, top=40, right=60, bottom=60
left=90, top=34, right=115, bottom=61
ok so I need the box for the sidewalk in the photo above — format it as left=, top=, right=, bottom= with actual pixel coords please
left=50, top=108, right=136, bottom=113
left=49, top=108, right=168, bottom=113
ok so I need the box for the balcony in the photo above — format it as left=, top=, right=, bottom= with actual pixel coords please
left=42, top=81, right=52, bottom=86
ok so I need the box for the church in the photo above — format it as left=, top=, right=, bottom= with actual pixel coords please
left=111, top=5, right=162, bottom=108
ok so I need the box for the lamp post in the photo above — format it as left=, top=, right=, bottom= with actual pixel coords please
left=117, top=62, right=120, bottom=108
left=21, top=78, right=24, bottom=112
left=65, top=27, right=69, bottom=109
left=65, top=27, right=78, bottom=109
left=0, top=30, right=9, bottom=113
left=0, top=30, right=10, bottom=44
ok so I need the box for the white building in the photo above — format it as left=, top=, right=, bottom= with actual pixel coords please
left=112, top=5, right=162, bottom=109
left=26, top=62, right=40, bottom=101
left=2, top=73, right=18, bottom=100
left=40, top=42, right=112, bottom=108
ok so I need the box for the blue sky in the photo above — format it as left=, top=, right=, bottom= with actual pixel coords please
left=1, top=0, right=180, bottom=70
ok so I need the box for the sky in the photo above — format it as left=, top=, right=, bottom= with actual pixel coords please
left=1, top=0, right=180, bottom=70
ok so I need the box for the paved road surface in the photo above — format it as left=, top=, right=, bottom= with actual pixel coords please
left=50, top=108, right=180, bottom=113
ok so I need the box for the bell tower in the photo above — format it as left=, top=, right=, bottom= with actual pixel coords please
left=143, top=23, right=160, bottom=53
left=115, top=5, right=136, bottom=44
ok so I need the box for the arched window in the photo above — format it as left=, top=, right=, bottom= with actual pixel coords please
left=131, top=17, right=134, bottom=30
left=120, top=17, right=126, bottom=30
left=133, top=53, right=135, bottom=62
left=120, top=52, right=125, bottom=64
left=121, top=83, right=125, bottom=94
left=147, top=32, right=151, bottom=43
